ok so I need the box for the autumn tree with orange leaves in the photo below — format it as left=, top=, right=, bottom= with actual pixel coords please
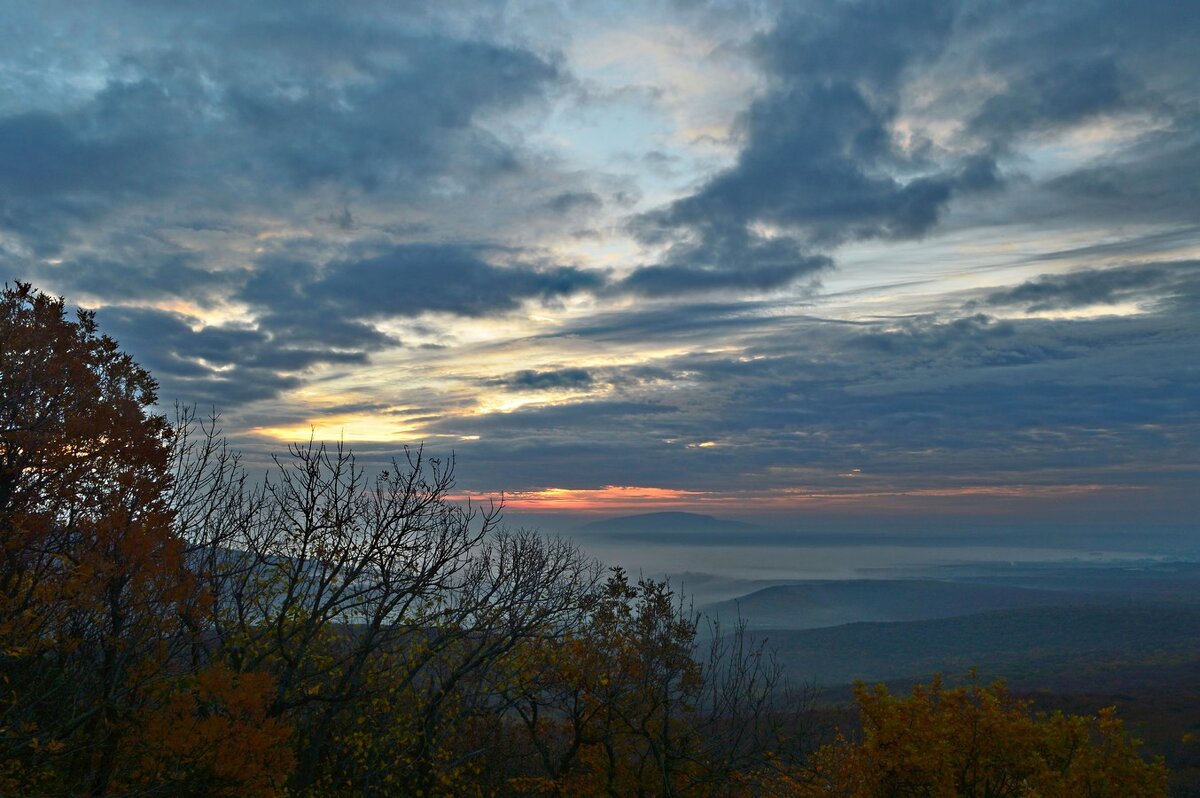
left=0, top=282, right=291, bottom=796
left=792, top=676, right=1168, bottom=798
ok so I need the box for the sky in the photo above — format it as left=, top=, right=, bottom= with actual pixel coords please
left=4, top=0, right=1199, bottom=538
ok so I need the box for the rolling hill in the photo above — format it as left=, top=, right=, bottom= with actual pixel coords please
left=701, top=578, right=1083, bottom=630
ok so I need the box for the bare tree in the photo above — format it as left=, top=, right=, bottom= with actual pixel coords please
left=483, top=569, right=812, bottom=796
left=169, top=412, right=600, bottom=795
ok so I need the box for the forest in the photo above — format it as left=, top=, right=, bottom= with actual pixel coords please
left=0, top=280, right=1172, bottom=795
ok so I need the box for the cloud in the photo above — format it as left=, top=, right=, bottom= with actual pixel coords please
left=216, top=32, right=560, bottom=191
left=968, top=57, right=1131, bottom=145
left=617, top=260, right=819, bottom=296
left=932, top=0, right=1200, bottom=230
left=33, top=254, right=245, bottom=307
left=419, top=281, right=1200, bottom=498
left=95, top=306, right=352, bottom=407
left=75, top=243, right=603, bottom=405
left=617, top=224, right=832, bottom=296
left=0, top=108, right=171, bottom=199
left=491, top=368, right=595, bottom=391
left=0, top=1, right=616, bottom=417
left=543, top=191, right=604, bottom=215
left=619, top=0, right=1000, bottom=298
left=626, top=0, right=1199, bottom=290
left=1043, top=136, right=1200, bottom=226
left=243, top=244, right=602, bottom=324
left=668, top=0, right=970, bottom=242
left=984, top=264, right=1177, bottom=311
left=537, top=297, right=800, bottom=347
left=0, top=3, right=567, bottom=259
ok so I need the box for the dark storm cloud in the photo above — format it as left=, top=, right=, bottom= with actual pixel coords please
left=0, top=0, right=575, bottom=322
left=984, top=264, right=1178, bottom=311
left=98, top=243, right=601, bottom=398
left=0, top=10, right=562, bottom=242
left=619, top=0, right=997, bottom=296
left=543, top=192, right=604, bottom=215
left=0, top=109, right=171, bottom=199
left=491, top=368, right=596, bottom=391
left=661, top=0, right=968, bottom=244
left=95, top=306, right=358, bottom=406
left=624, top=0, right=1200, bottom=298
left=242, top=244, right=602, bottom=326
left=617, top=260, right=814, bottom=296
left=3, top=0, right=1198, bottom=520
left=967, top=57, right=1131, bottom=145
left=961, top=0, right=1200, bottom=108
left=0, top=86, right=186, bottom=255
left=945, top=0, right=1200, bottom=228
left=214, top=31, right=558, bottom=191
left=34, top=255, right=246, bottom=306
left=616, top=228, right=832, bottom=297
left=311, top=246, right=602, bottom=318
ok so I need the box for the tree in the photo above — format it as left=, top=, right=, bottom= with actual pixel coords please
left=170, top=413, right=602, bottom=796
left=798, top=676, right=1169, bottom=798
left=112, top=661, right=294, bottom=797
left=169, top=417, right=807, bottom=798
left=0, top=281, right=179, bottom=792
left=489, top=569, right=807, bottom=797
left=0, top=283, right=290, bottom=796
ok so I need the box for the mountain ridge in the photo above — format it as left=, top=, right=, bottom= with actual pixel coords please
left=576, top=511, right=762, bottom=536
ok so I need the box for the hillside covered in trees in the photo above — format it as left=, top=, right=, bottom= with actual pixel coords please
left=0, top=282, right=1174, bottom=794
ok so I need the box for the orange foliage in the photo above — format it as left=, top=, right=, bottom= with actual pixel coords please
left=117, top=662, right=294, bottom=797
left=0, top=283, right=295, bottom=794
left=1, top=281, right=178, bottom=650
left=799, top=676, right=1169, bottom=798
left=494, top=570, right=713, bottom=796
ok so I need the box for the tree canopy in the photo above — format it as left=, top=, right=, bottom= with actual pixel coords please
left=796, top=677, right=1168, bottom=798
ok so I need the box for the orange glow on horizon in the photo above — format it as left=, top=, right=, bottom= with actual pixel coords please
left=458, top=482, right=1138, bottom=514
left=472, top=485, right=725, bottom=513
